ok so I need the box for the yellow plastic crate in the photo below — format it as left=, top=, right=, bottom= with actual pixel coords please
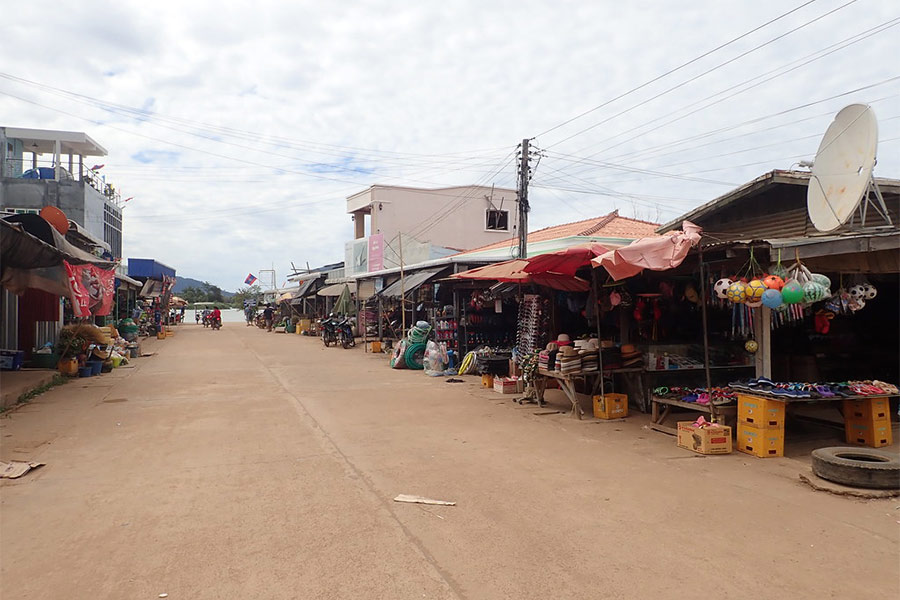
left=737, top=423, right=784, bottom=458
left=737, top=393, right=786, bottom=429
left=593, top=393, right=628, bottom=420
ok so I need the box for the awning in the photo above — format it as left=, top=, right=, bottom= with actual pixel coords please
left=318, top=283, right=349, bottom=297
left=523, top=243, right=609, bottom=277
left=449, top=260, right=590, bottom=292
left=593, top=221, right=701, bottom=280
left=139, top=279, right=164, bottom=298
left=380, top=268, right=443, bottom=298
left=115, top=272, right=142, bottom=289
left=296, top=277, right=320, bottom=298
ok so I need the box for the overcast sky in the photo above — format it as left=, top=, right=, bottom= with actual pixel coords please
left=3, top=0, right=898, bottom=290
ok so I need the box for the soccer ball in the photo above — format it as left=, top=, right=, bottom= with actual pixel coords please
left=849, top=284, right=867, bottom=300
left=746, top=280, right=767, bottom=302
left=745, top=340, right=759, bottom=353
left=861, top=283, right=877, bottom=300
left=714, top=278, right=733, bottom=299
left=726, top=281, right=748, bottom=303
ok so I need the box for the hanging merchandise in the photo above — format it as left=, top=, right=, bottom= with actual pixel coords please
left=714, top=278, right=733, bottom=299
left=745, top=339, right=759, bottom=353
left=516, top=294, right=548, bottom=357
left=726, top=281, right=748, bottom=303
left=781, top=280, right=804, bottom=304
left=761, top=288, right=784, bottom=309
left=763, top=274, right=785, bottom=290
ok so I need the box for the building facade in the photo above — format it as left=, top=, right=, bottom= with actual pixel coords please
left=0, top=127, right=123, bottom=258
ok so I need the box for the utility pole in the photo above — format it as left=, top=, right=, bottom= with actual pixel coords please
left=399, top=233, right=406, bottom=334
left=517, top=138, right=530, bottom=259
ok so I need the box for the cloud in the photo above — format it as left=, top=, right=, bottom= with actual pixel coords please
left=2, top=0, right=898, bottom=290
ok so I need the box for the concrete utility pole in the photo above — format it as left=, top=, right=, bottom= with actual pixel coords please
left=517, top=138, right=530, bottom=260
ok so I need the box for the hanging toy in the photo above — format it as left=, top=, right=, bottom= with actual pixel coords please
left=803, top=280, right=828, bottom=304
left=781, top=280, right=804, bottom=304
left=745, top=339, right=759, bottom=353
left=714, top=278, right=733, bottom=299
left=761, top=288, right=784, bottom=309
left=726, top=281, right=748, bottom=303
left=810, top=273, right=831, bottom=289
left=746, top=279, right=767, bottom=303
left=763, top=274, right=784, bottom=290
left=862, top=283, right=877, bottom=300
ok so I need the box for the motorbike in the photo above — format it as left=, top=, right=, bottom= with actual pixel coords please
left=202, top=314, right=211, bottom=328
left=335, top=317, right=355, bottom=349
left=320, top=316, right=338, bottom=347
left=211, top=316, right=222, bottom=330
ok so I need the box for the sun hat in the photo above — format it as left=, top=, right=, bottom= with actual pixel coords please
left=556, top=333, right=572, bottom=346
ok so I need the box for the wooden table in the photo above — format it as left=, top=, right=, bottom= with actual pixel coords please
left=535, top=368, right=644, bottom=419
left=650, top=395, right=736, bottom=434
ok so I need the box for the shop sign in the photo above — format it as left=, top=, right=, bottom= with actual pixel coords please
left=64, top=261, right=115, bottom=317
left=368, top=233, right=384, bottom=271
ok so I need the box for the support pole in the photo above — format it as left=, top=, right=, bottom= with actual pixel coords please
left=517, top=138, right=530, bottom=260
left=399, top=234, right=406, bottom=334
left=592, top=267, right=605, bottom=402
left=698, top=247, right=715, bottom=420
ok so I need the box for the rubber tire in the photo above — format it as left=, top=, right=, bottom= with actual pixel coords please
left=811, top=446, right=900, bottom=490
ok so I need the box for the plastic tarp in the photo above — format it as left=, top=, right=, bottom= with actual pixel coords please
left=592, top=221, right=702, bottom=280
left=379, top=268, right=443, bottom=298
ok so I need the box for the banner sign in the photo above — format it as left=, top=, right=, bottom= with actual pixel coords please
left=64, top=261, right=115, bottom=317
left=368, top=233, right=384, bottom=272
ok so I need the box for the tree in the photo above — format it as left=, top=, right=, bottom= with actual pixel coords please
left=180, top=286, right=206, bottom=304
left=202, top=282, right=225, bottom=303
left=232, top=285, right=262, bottom=308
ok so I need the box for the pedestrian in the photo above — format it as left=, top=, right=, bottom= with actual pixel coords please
left=244, top=302, right=254, bottom=326
left=263, top=304, right=274, bottom=332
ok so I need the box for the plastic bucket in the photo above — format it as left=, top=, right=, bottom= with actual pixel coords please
left=88, top=360, right=102, bottom=376
left=78, top=366, right=93, bottom=377
left=111, top=356, right=123, bottom=368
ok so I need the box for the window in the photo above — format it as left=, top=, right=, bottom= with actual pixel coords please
left=486, top=209, right=509, bottom=231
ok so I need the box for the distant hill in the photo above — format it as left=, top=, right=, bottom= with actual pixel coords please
left=173, top=276, right=235, bottom=299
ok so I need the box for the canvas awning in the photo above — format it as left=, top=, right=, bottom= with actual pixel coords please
left=318, top=283, right=349, bottom=297
left=380, top=268, right=443, bottom=298
left=139, top=279, right=164, bottom=298
left=295, top=277, right=320, bottom=298
left=449, top=260, right=590, bottom=292
left=115, top=272, right=142, bottom=289
left=592, top=221, right=701, bottom=280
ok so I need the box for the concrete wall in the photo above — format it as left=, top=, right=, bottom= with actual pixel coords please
left=0, top=179, right=122, bottom=256
left=352, top=185, right=518, bottom=251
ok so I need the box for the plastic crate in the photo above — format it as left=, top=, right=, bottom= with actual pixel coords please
left=593, top=393, right=628, bottom=420
left=842, top=398, right=891, bottom=423
left=0, top=349, right=24, bottom=371
left=737, top=423, right=784, bottom=458
left=737, top=393, right=786, bottom=429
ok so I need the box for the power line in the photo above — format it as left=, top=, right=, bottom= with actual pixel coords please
left=541, top=0, right=860, bottom=149
left=533, top=0, right=821, bottom=139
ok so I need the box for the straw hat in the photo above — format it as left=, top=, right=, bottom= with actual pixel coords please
left=620, top=344, right=641, bottom=358
left=556, top=334, right=572, bottom=346
left=561, top=346, right=579, bottom=357
left=600, top=340, right=615, bottom=349
left=546, top=342, right=559, bottom=352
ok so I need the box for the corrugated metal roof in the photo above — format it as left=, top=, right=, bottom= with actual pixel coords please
left=379, top=268, right=444, bottom=298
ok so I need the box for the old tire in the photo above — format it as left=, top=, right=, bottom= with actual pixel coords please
left=811, top=447, right=900, bottom=490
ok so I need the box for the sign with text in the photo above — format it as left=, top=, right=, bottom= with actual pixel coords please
left=368, top=234, right=384, bottom=272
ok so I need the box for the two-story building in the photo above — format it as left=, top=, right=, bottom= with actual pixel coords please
left=344, top=184, right=519, bottom=276
left=0, top=127, right=123, bottom=258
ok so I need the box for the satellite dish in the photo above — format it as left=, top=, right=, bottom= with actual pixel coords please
left=807, top=104, right=891, bottom=232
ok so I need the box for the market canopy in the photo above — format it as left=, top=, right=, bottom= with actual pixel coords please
left=592, top=221, right=702, bottom=280
left=318, top=283, right=348, bottom=297
left=379, top=267, right=444, bottom=298
left=333, top=284, right=356, bottom=315
left=449, top=259, right=590, bottom=292
left=522, top=242, right=610, bottom=277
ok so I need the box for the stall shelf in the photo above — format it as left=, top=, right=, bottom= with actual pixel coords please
left=535, top=367, right=644, bottom=419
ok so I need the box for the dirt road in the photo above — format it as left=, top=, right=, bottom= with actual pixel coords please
left=2, top=324, right=897, bottom=599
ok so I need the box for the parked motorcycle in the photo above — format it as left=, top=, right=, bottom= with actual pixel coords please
left=320, top=315, right=338, bottom=347
left=335, top=316, right=355, bottom=349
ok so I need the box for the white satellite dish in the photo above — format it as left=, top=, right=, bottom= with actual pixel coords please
left=806, top=104, right=892, bottom=232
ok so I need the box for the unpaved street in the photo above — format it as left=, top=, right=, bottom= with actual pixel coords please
left=2, top=324, right=898, bottom=599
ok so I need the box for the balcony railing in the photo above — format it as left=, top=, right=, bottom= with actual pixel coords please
left=2, top=158, right=122, bottom=207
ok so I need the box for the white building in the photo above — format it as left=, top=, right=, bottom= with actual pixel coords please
left=344, top=184, right=518, bottom=276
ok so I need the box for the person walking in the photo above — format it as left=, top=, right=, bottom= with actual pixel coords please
left=263, top=304, right=275, bottom=332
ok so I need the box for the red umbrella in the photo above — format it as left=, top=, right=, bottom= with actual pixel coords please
left=522, top=242, right=610, bottom=277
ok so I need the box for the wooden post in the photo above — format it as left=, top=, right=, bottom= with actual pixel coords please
left=698, top=247, right=715, bottom=420
left=592, top=267, right=605, bottom=402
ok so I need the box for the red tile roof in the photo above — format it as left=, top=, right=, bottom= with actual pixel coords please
left=457, top=210, right=659, bottom=255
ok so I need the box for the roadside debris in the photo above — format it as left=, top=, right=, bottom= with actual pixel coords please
left=394, top=494, right=456, bottom=506
left=0, top=461, right=44, bottom=479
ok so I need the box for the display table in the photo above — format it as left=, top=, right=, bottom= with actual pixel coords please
left=650, top=395, right=738, bottom=434
left=535, top=368, right=644, bottom=419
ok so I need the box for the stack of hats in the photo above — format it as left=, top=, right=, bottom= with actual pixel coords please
left=620, top=344, right=643, bottom=367
left=580, top=350, right=599, bottom=372
left=600, top=340, right=621, bottom=369
left=556, top=334, right=573, bottom=347
left=557, top=346, right=582, bottom=374
left=538, top=350, right=551, bottom=370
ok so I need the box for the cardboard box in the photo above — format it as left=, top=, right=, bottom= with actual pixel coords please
left=842, top=398, right=891, bottom=423
left=737, top=394, right=786, bottom=429
left=494, top=377, right=519, bottom=394
left=845, top=420, right=893, bottom=448
left=593, top=393, right=628, bottom=420
left=737, top=423, right=784, bottom=458
left=677, top=422, right=732, bottom=455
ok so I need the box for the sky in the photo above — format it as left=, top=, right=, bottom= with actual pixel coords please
left=2, top=0, right=898, bottom=291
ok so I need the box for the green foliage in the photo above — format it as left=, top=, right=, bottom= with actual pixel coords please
left=232, top=284, right=262, bottom=308
left=180, top=282, right=227, bottom=304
